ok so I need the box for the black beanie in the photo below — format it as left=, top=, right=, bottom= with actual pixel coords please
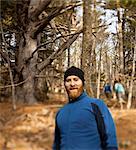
left=64, top=66, right=85, bottom=84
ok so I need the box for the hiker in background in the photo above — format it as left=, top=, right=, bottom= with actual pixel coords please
left=103, top=81, right=112, bottom=99
left=53, top=66, right=118, bottom=150
left=114, top=79, right=126, bottom=109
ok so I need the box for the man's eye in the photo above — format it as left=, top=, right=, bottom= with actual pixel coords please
left=74, top=78, right=78, bottom=81
left=66, top=79, right=71, bottom=82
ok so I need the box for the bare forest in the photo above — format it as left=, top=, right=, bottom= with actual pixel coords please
left=0, top=0, right=136, bottom=150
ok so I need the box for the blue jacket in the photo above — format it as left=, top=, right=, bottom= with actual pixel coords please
left=53, top=92, right=118, bottom=150
left=104, top=84, right=112, bottom=93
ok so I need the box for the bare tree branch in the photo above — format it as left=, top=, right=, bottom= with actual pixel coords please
left=31, top=2, right=82, bottom=38
left=59, top=1, right=82, bottom=14
left=37, top=28, right=82, bottom=72
left=27, top=31, right=80, bottom=62
left=28, top=0, right=51, bottom=21
left=0, top=76, right=30, bottom=89
left=31, top=6, right=63, bottom=38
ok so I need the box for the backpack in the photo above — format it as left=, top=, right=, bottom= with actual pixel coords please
left=91, top=103, right=108, bottom=149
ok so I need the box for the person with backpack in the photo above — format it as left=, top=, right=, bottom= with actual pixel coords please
left=103, top=81, right=112, bottom=99
left=114, top=79, right=126, bottom=109
left=53, top=66, right=118, bottom=150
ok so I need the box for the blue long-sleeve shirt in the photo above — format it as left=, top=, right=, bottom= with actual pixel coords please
left=53, top=92, right=118, bottom=150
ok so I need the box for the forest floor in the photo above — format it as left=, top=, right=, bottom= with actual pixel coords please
left=0, top=96, right=136, bottom=150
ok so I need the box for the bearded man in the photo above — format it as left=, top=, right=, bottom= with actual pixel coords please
left=53, top=66, right=118, bottom=150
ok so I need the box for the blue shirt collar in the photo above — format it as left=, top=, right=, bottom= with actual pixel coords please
left=69, top=91, right=87, bottom=103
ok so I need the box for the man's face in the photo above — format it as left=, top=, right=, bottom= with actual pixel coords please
left=64, top=75, right=84, bottom=100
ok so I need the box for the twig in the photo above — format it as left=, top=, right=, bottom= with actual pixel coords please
left=0, top=76, right=30, bottom=89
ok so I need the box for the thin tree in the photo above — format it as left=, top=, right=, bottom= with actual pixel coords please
left=116, top=0, right=124, bottom=74
left=96, top=45, right=102, bottom=99
left=81, top=0, right=93, bottom=96
left=127, top=27, right=136, bottom=109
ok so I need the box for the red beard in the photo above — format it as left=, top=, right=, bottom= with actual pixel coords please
left=66, top=86, right=83, bottom=100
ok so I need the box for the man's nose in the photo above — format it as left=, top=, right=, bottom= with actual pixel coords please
left=70, top=80, right=75, bottom=86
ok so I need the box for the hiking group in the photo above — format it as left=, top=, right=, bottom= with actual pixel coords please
left=104, top=79, right=126, bottom=109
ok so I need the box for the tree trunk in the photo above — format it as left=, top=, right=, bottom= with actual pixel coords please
left=127, top=28, right=136, bottom=109
left=16, top=33, right=38, bottom=104
left=96, top=47, right=102, bottom=99
left=91, top=0, right=97, bottom=94
left=81, top=0, right=93, bottom=96
left=116, top=0, right=124, bottom=74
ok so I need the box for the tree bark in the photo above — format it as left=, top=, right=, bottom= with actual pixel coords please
left=16, top=32, right=38, bottom=103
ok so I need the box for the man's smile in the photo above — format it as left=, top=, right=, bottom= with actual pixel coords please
left=69, top=88, right=78, bottom=90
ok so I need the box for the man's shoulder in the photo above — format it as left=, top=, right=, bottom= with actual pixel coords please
left=86, top=96, right=107, bottom=109
left=56, top=103, right=69, bottom=114
left=87, top=96, right=104, bottom=104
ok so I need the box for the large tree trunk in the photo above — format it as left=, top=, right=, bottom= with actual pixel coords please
left=15, top=0, right=54, bottom=104
left=16, top=33, right=38, bottom=104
